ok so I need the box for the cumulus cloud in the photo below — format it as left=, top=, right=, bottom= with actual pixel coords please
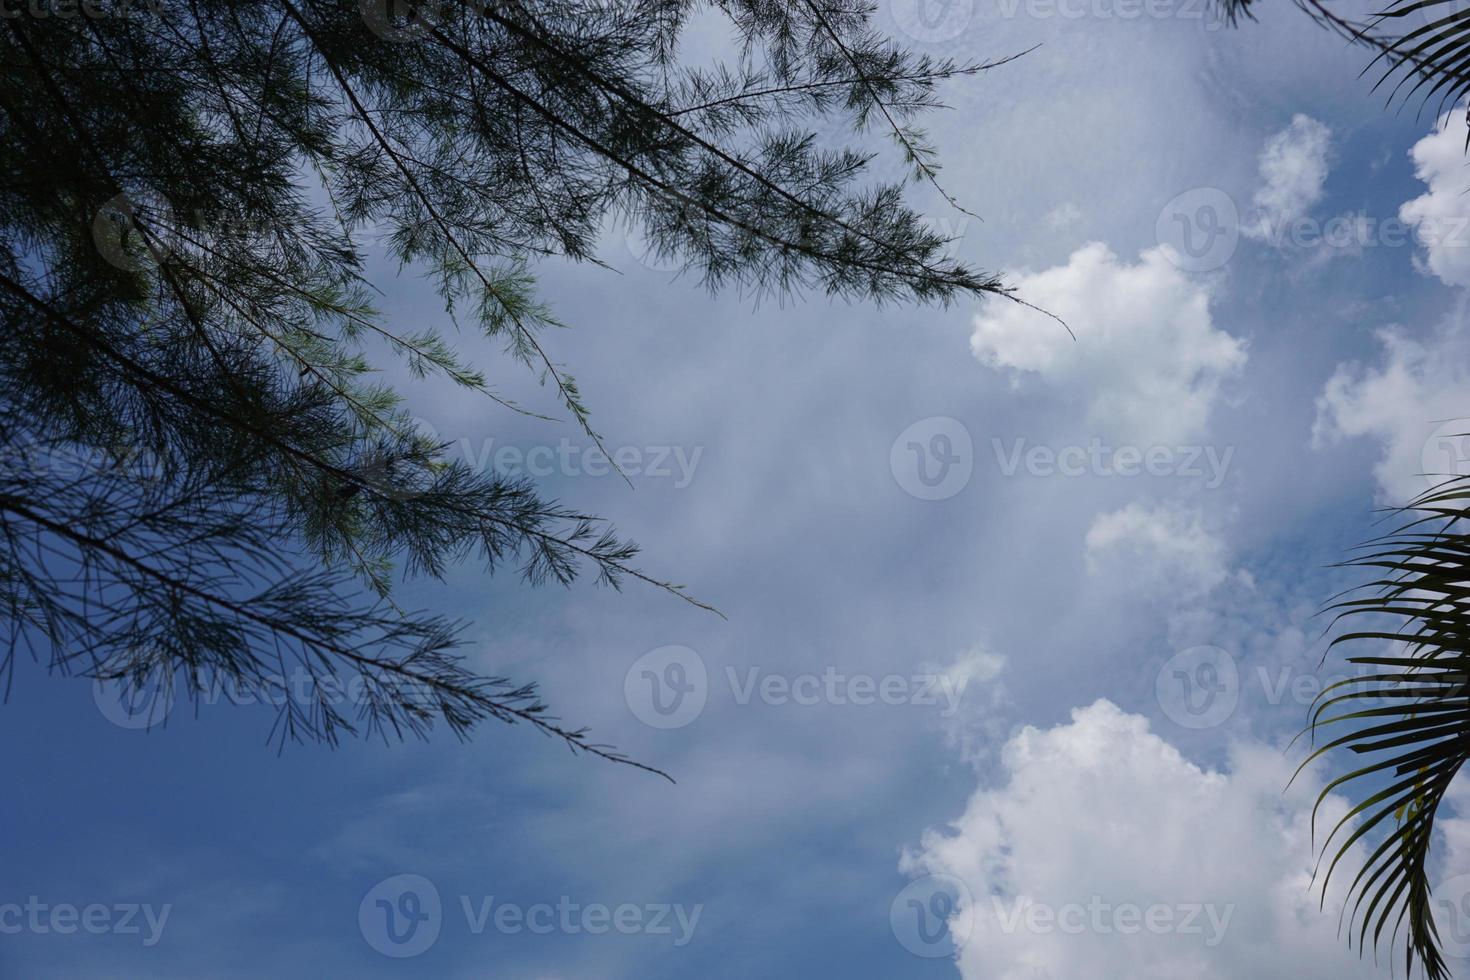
left=1243, top=115, right=1332, bottom=242
left=1313, top=321, right=1470, bottom=502
left=970, top=243, right=1246, bottom=444
left=903, top=701, right=1383, bottom=980
left=1400, top=108, right=1470, bottom=287
left=1084, top=501, right=1238, bottom=599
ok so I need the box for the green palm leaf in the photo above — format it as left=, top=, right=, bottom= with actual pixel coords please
left=1302, top=468, right=1470, bottom=979
left=1372, top=0, right=1470, bottom=118
left=1217, top=0, right=1470, bottom=121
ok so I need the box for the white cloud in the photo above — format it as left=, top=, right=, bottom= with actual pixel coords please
left=1400, top=108, right=1470, bottom=288
left=1244, top=115, right=1332, bottom=242
left=935, top=646, right=1006, bottom=690
left=1044, top=202, right=1082, bottom=229
left=1313, top=321, right=1470, bottom=502
left=970, top=243, right=1246, bottom=444
left=922, top=646, right=1011, bottom=766
left=1438, top=780, right=1470, bottom=879
left=1084, top=501, right=1237, bottom=599
left=903, top=700, right=1383, bottom=980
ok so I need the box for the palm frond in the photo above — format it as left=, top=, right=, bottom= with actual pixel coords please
left=1371, top=0, right=1470, bottom=122
left=1302, top=469, right=1470, bottom=979
left=1220, top=0, right=1470, bottom=122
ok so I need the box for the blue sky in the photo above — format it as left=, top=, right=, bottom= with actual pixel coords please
left=9, top=2, right=1470, bottom=978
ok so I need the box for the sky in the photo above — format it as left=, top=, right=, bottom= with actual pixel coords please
left=8, top=2, right=1470, bottom=978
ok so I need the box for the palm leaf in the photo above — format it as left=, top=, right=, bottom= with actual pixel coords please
left=1219, top=0, right=1470, bottom=122
left=1301, top=469, right=1470, bottom=979
left=1369, top=0, right=1470, bottom=122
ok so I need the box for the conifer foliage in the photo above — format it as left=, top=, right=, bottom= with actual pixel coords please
left=0, top=0, right=1015, bottom=771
